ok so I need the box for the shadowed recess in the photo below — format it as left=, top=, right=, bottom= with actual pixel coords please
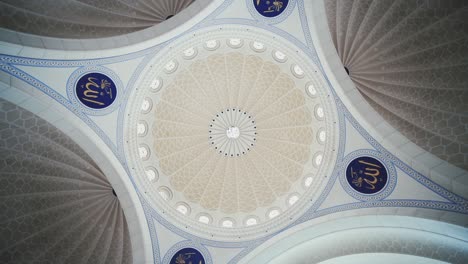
left=0, top=0, right=194, bottom=38
left=0, top=99, right=132, bottom=264
left=324, top=0, right=468, bottom=170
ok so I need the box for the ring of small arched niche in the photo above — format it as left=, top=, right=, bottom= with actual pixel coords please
left=125, top=25, right=339, bottom=241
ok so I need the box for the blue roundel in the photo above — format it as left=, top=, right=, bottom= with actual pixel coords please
left=253, top=0, right=289, bottom=17
left=170, top=248, right=205, bottom=264
left=346, top=156, right=388, bottom=194
left=75, top=72, right=117, bottom=109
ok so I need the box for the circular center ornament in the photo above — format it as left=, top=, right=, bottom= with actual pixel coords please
left=75, top=72, right=117, bottom=109
left=210, top=109, right=256, bottom=157
left=226, top=126, right=240, bottom=139
left=346, top=156, right=388, bottom=194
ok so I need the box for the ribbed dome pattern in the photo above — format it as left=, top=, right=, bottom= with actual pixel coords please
left=153, top=52, right=313, bottom=214
left=0, top=99, right=132, bottom=264
left=324, top=0, right=468, bottom=170
left=0, top=0, right=194, bottom=38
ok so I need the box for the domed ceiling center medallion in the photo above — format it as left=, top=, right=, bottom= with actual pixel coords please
left=226, top=126, right=240, bottom=139
left=125, top=26, right=339, bottom=241
left=210, top=109, right=256, bottom=157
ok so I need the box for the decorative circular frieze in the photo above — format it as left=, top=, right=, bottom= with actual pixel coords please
left=204, top=40, right=220, bottom=51
left=340, top=150, right=396, bottom=201
left=250, top=41, right=266, bottom=52
left=67, top=65, right=122, bottom=115
left=291, top=64, right=305, bottom=78
left=150, top=78, right=163, bottom=92
left=182, top=47, right=198, bottom=60
left=227, top=38, right=244, bottom=48
left=145, top=166, right=159, bottom=182
left=124, top=26, right=338, bottom=241
left=164, top=60, right=179, bottom=74
left=272, top=49, right=288, bottom=63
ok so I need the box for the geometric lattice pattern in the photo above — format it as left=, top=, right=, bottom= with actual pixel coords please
left=153, top=52, right=313, bottom=214
left=324, top=0, right=468, bottom=170
left=0, top=0, right=194, bottom=38
left=0, top=99, right=132, bottom=264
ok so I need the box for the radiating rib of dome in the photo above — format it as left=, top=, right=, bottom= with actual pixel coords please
left=0, top=0, right=194, bottom=38
left=0, top=99, right=132, bottom=264
left=324, top=0, right=468, bottom=170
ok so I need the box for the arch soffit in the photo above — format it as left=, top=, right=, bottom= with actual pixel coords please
left=242, top=215, right=468, bottom=264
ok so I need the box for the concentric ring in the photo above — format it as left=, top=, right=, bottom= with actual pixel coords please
left=124, top=26, right=339, bottom=241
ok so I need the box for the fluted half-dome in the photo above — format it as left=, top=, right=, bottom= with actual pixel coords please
left=0, top=99, right=132, bottom=263
left=324, top=0, right=468, bottom=170
left=0, top=0, right=194, bottom=38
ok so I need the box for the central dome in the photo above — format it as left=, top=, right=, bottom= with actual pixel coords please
left=125, top=26, right=338, bottom=241
left=153, top=52, right=313, bottom=213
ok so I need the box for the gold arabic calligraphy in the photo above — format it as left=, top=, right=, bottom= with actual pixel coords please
left=256, top=0, right=284, bottom=13
left=350, top=160, right=382, bottom=190
left=174, top=252, right=203, bottom=264
left=80, top=77, right=113, bottom=106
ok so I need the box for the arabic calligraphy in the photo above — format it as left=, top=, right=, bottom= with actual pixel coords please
left=76, top=72, right=117, bottom=109
left=170, top=248, right=205, bottom=264
left=346, top=157, right=388, bottom=194
left=253, top=0, right=289, bottom=17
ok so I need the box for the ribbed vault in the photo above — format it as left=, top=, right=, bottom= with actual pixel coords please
left=0, top=0, right=194, bottom=38
left=0, top=99, right=132, bottom=264
left=324, top=0, right=468, bottom=170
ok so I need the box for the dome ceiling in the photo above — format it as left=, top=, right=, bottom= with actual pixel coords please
left=153, top=52, right=314, bottom=214
left=0, top=0, right=194, bottom=38
left=125, top=26, right=338, bottom=241
left=0, top=99, right=132, bottom=264
left=324, top=0, right=468, bottom=170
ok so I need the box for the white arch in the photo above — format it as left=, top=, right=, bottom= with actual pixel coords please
left=319, top=253, right=448, bottom=264
left=241, top=215, right=468, bottom=264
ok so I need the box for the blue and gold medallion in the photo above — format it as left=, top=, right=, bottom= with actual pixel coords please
left=75, top=72, right=117, bottom=109
left=253, top=0, right=289, bottom=17
left=346, top=156, right=388, bottom=194
left=170, top=248, right=205, bottom=264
